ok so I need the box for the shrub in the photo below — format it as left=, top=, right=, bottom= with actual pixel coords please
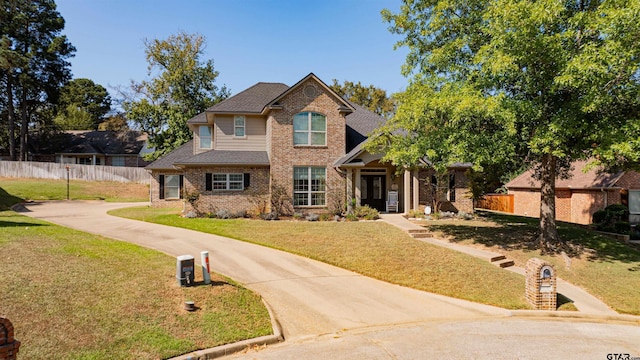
left=615, top=221, right=631, bottom=234
left=407, top=209, right=425, bottom=219
left=592, top=204, right=630, bottom=234
left=354, top=205, right=379, bottom=220
left=319, top=213, right=332, bottom=221
left=345, top=213, right=358, bottom=222
left=457, top=211, right=474, bottom=220
left=216, top=209, right=233, bottom=219
left=293, top=212, right=304, bottom=220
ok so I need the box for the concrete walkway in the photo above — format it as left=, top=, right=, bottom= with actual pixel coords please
left=379, top=213, right=617, bottom=315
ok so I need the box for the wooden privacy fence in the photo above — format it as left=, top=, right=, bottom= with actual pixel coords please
left=476, top=194, right=514, bottom=213
left=0, top=161, right=150, bottom=184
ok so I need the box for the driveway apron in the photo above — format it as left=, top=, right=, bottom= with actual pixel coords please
left=18, top=201, right=509, bottom=340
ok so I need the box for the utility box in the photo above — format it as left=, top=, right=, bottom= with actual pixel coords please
left=525, top=258, right=557, bottom=310
left=176, top=255, right=195, bottom=287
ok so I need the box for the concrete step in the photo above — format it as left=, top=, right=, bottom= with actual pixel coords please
left=410, top=233, right=433, bottom=239
left=496, top=259, right=515, bottom=268
left=406, top=229, right=430, bottom=234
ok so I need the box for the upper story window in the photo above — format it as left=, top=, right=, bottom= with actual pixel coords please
left=199, top=125, right=212, bottom=149
left=234, top=116, right=245, bottom=137
left=293, top=112, right=326, bottom=146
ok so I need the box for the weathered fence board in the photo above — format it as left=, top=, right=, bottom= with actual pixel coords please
left=476, top=194, right=514, bottom=213
left=0, top=161, right=150, bottom=184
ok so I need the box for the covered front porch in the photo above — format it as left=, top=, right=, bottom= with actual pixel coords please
left=339, top=151, right=423, bottom=214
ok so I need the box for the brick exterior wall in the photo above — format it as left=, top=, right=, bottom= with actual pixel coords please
left=417, top=168, right=473, bottom=213
left=0, top=318, right=20, bottom=360
left=555, top=189, right=571, bottom=222
left=183, top=167, right=270, bottom=215
left=268, top=78, right=347, bottom=213
left=510, top=189, right=541, bottom=218
left=510, top=188, right=623, bottom=225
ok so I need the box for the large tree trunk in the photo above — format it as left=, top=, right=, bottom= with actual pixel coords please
left=7, top=74, right=17, bottom=161
left=19, top=93, right=28, bottom=161
left=538, top=154, right=561, bottom=252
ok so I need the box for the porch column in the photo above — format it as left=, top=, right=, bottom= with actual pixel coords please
left=346, top=168, right=354, bottom=212
left=92, top=154, right=96, bottom=165
left=412, top=170, right=420, bottom=211
left=354, top=168, right=362, bottom=206
left=403, top=169, right=411, bottom=214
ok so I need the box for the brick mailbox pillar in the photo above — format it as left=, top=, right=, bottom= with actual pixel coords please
left=0, top=318, right=20, bottom=360
left=525, top=258, right=557, bottom=310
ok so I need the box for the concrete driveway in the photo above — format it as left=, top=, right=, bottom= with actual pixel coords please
left=18, top=201, right=640, bottom=359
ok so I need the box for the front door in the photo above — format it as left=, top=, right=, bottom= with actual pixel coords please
left=361, top=175, right=386, bottom=211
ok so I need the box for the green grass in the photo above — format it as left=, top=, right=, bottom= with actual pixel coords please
left=111, top=206, right=531, bottom=310
left=0, top=211, right=272, bottom=359
left=0, top=177, right=149, bottom=209
left=420, top=212, right=640, bottom=315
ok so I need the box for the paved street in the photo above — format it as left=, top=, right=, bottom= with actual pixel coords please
left=18, top=201, right=640, bottom=359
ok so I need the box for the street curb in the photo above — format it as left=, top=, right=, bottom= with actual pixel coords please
left=509, top=310, right=640, bottom=325
left=171, top=298, right=284, bottom=360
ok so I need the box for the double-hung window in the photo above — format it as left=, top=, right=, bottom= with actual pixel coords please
left=293, top=112, right=326, bottom=146
left=209, top=173, right=244, bottom=191
left=293, top=167, right=326, bottom=206
left=199, top=125, right=212, bottom=149
left=159, top=174, right=182, bottom=199
left=234, top=116, right=245, bottom=137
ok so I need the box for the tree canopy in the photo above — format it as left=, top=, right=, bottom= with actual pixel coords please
left=123, top=32, right=229, bottom=160
left=1, top=0, right=75, bottom=160
left=329, top=79, right=395, bottom=118
left=56, top=78, right=111, bottom=130
left=370, top=0, right=640, bottom=251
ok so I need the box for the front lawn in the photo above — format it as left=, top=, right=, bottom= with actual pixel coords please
left=420, top=212, right=640, bottom=315
left=0, top=211, right=272, bottom=359
left=111, top=206, right=531, bottom=310
left=0, top=177, right=149, bottom=209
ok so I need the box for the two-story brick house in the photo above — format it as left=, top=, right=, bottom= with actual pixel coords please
left=147, top=73, right=473, bottom=215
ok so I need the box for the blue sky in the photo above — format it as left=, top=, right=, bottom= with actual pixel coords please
left=55, top=0, right=410, bottom=103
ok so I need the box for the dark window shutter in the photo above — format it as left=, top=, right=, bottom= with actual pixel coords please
left=244, top=173, right=250, bottom=189
left=205, top=173, right=212, bottom=191
left=449, top=174, right=456, bottom=202
left=179, top=175, right=184, bottom=199
left=159, top=175, right=165, bottom=199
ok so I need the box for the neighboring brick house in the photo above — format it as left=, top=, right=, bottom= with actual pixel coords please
left=506, top=160, right=640, bottom=225
left=147, top=73, right=474, bottom=215
left=14, top=130, right=151, bottom=167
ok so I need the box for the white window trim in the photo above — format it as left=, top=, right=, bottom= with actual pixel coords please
left=293, top=166, right=326, bottom=207
left=164, top=175, right=181, bottom=199
left=199, top=125, right=212, bottom=149
left=212, top=173, right=244, bottom=191
left=293, top=112, right=326, bottom=146
left=234, top=115, right=246, bottom=138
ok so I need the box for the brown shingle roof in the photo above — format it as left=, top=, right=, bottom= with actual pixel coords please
left=506, top=160, right=626, bottom=189
left=206, top=82, right=289, bottom=114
